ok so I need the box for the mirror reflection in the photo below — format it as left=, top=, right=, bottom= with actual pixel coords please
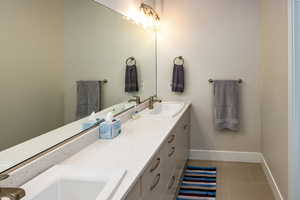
left=0, top=0, right=156, bottom=172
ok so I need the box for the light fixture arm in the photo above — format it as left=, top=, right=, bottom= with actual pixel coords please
left=140, top=3, right=160, bottom=21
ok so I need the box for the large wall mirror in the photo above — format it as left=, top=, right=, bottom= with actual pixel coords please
left=0, top=0, right=156, bottom=173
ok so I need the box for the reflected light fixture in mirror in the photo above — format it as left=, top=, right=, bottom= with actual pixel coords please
left=126, top=3, right=160, bottom=30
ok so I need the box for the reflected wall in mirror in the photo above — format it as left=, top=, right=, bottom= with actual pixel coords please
left=0, top=0, right=156, bottom=172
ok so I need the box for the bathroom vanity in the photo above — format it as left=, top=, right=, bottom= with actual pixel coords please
left=17, top=102, right=191, bottom=200
left=125, top=104, right=190, bottom=200
left=61, top=102, right=191, bottom=200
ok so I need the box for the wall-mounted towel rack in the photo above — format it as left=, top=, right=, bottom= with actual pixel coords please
left=126, top=56, right=136, bottom=66
left=77, top=80, right=108, bottom=84
left=173, top=56, right=184, bottom=65
left=101, top=79, right=108, bottom=84
left=208, top=79, right=242, bottom=83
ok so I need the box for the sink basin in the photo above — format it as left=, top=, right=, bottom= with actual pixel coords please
left=141, top=102, right=185, bottom=118
left=22, top=165, right=126, bottom=200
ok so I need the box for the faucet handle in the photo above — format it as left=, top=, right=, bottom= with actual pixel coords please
left=0, top=174, right=9, bottom=181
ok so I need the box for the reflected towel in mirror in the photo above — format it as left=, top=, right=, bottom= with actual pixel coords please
left=76, top=81, right=101, bottom=120
left=125, top=65, right=139, bottom=92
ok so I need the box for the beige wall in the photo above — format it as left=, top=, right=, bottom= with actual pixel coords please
left=261, top=0, right=289, bottom=198
left=0, top=0, right=64, bottom=151
left=157, top=0, right=262, bottom=152
left=64, top=0, right=156, bottom=123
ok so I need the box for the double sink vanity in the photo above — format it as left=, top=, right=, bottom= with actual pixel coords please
left=14, top=101, right=191, bottom=200
left=0, top=1, right=190, bottom=200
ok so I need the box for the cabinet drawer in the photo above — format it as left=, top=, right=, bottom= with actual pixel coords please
left=162, top=169, right=180, bottom=200
left=166, top=131, right=177, bottom=173
left=174, top=107, right=190, bottom=174
left=180, top=108, right=191, bottom=134
left=166, top=145, right=176, bottom=170
left=140, top=107, right=191, bottom=200
left=142, top=172, right=163, bottom=200
left=141, top=143, right=168, bottom=200
left=125, top=180, right=141, bottom=200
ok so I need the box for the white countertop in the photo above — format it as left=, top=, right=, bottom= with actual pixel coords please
left=62, top=102, right=191, bottom=200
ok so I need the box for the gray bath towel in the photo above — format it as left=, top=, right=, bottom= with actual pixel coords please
left=172, top=64, right=185, bottom=93
left=125, top=65, right=139, bottom=92
left=76, top=81, right=101, bottom=120
left=213, top=80, right=240, bottom=131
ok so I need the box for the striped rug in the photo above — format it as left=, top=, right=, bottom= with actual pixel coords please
left=176, top=166, right=217, bottom=200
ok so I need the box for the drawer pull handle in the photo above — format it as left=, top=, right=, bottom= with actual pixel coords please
left=150, top=158, right=160, bottom=173
left=168, top=176, right=176, bottom=190
left=150, top=173, right=161, bottom=191
left=183, top=124, right=189, bottom=130
left=168, top=147, right=176, bottom=157
left=168, top=135, right=175, bottom=143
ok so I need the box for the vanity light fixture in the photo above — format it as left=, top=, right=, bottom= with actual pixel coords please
left=126, top=3, right=160, bottom=30
left=139, top=3, right=160, bottom=29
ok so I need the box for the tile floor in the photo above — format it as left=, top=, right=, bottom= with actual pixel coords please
left=187, top=160, right=275, bottom=200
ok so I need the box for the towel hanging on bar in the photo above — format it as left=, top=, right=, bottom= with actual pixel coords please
left=125, top=57, right=139, bottom=92
left=76, top=81, right=102, bottom=120
left=172, top=56, right=185, bottom=93
left=213, top=80, right=240, bottom=131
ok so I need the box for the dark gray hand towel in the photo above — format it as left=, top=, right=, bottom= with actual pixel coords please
left=76, top=81, right=101, bottom=120
left=172, top=64, right=185, bottom=93
left=125, top=65, right=139, bottom=92
left=214, top=80, right=240, bottom=131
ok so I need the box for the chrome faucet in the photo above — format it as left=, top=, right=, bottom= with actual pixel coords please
left=0, top=174, right=25, bottom=200
left=128, top=96, right=141, bottom=105
left=148, top=95, right=162, bottom=110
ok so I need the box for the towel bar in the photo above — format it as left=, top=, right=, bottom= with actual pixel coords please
left=101, top=79, right=108, bottom=84
left=173, top=56, right=184, bottom=65
left=126, top=57, right=136, bottom=66
left=208, top=79, right=242, bottom=83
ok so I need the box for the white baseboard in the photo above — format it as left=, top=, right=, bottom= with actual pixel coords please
left=260, top=155, right=284, bottom=200
left=189, top=149, right=262, bottom=163
left=189, top=149, right=283, bottom=200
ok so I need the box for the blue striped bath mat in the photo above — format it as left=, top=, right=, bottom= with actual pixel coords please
left=177, top=166, right=217, bottom=200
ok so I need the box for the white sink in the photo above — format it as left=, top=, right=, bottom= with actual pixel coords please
left=141, top=102, right=185, bottom=118
left=22, top=165, right=126, bottom=200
